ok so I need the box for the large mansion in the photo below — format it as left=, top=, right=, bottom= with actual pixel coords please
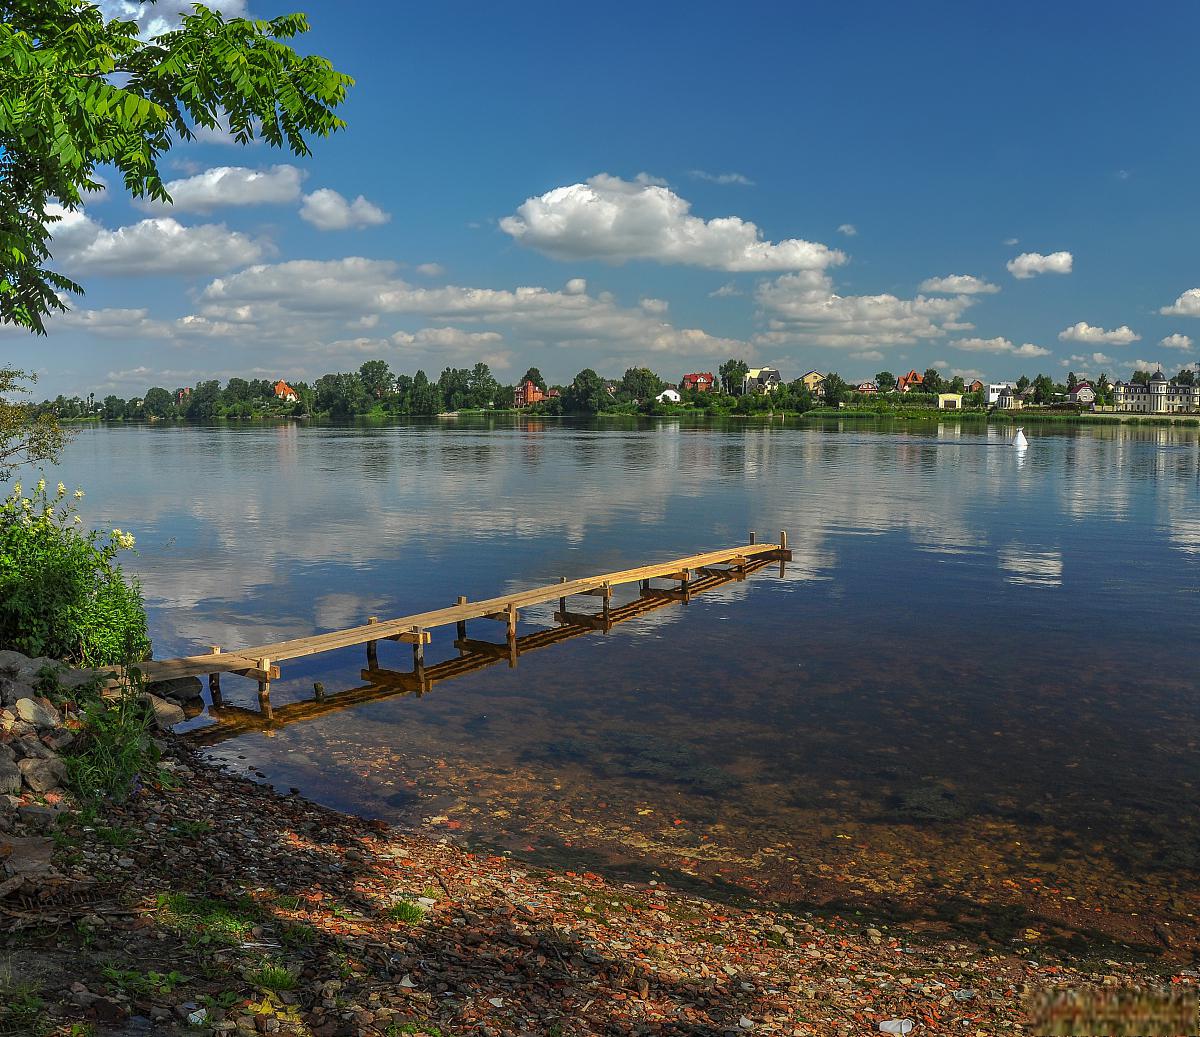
left=1112, top=371, right=1200, bottom=413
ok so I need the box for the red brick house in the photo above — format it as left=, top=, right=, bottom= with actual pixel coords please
left=273, top=380, right=299, bottom=403
left=896, top=369, right=925, bottom=392
left=967, top=379, right=984, bottom=393
left=681, top=372, right=716, bottom=393
left=514, top=380, right=546, bottom=407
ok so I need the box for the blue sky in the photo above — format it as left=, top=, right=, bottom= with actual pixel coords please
left=10, top=0, right=1200, bottom=397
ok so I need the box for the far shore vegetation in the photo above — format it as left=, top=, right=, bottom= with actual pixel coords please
left=28, top=358, right=1200, bottom=425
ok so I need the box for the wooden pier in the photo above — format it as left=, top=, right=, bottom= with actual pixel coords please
left=139, top=535, right=790, bottom=712
left=187, top=550, right=784, bottom=744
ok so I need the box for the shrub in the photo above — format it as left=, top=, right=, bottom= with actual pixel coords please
left=66, top=672, right=159, bottom=806
left=0, top=479, right=149, bottom=665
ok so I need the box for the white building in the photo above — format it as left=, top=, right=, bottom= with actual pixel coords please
left=743, top=367, right=782, bottom=394
left=1112, top=371, right=1200, bottom=413
left=985, top=382, right=1016, bottom=406
left=1068, top=382, right=1096, bottom=405
left=655, top=388, right=682, bottom=403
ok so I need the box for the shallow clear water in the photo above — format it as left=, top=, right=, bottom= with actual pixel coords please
left=26, top=417, right=1200, bottom=953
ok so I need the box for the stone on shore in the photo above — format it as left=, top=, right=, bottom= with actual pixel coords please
left=15, top=696, right=63, bottom=729
left=0, top=676, right=32, bottom=708
left=139, top=692, right=185, bottom=730
left=18, top=755, right=68, bottom=793
left=146, top=675, right=203, bottom=705
left=0, top=649, right=31, bottom=673
left=0, top=759, right=21, bottom=795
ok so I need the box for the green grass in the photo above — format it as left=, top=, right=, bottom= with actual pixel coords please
left=170, top=819, right=213, bottom=838
left=245, top=960, right=298, bottom=992
left=386, top=899, right=426, bottom=924
left=94, top=823, right=137, bottom=848
left=155, top=891, right=260, bottom=946
left=281, top=922, right=316, bottom=946
left=386, top=1023, right=445, bottom=1037
left=66, top=677, right=159, bottom=806
left=99, top=966, right=188, bottom=998
left=0, top=978, right=47, bottom=1036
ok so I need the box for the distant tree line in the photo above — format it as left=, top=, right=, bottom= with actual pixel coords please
left=34, top=357, right=1193, bottom=422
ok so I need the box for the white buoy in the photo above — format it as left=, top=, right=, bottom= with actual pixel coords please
left=1013, top=427, right=1028, bottom=449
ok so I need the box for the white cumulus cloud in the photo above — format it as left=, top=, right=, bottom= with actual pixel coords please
left=688, top=170, right=755, bottom=186
left=1006, top=250, right=1073, bottom=279
left=919, top=274, right=1000, bottom=295
left=753, top=270, right=977, bottom=350
left=299, top=189, right=391, bottom=231
left=837, top=223, right=857, bottom=237
left=1065, top=352, right=1115, bottom=368
left=1057, top=321, right=1140, bottom=345
left=415, top=263, right=445, bottom=277
left=952, top=336, right=1050, bottom=357
left=500, top=174, right=844, bottom=272
left=96, top=0, right=250, bottom=37
left=1160, top=333, right=1194, bottom=351
left=193, top=258, right=751, bottom=359
left=49, top=206, right=264, bottom=275
left=139, top=165, right=305, bottom=212
left=1160, top=289, right=1200, bottom=317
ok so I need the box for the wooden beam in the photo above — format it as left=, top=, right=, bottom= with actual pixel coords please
left=452, top=638, right=511, bottom=658
left=553, top=610, right=613, bottom=631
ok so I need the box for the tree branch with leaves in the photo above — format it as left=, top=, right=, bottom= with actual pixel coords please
left=0, top=0, right=354, bottom=334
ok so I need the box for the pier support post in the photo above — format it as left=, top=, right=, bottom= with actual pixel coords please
left=456, top=596, right=468, bottom=643
left=749, top=530, right=756, bottom=544
left=779, top=529, right=788, bottom=577
left=558, top=577, right=567, bottom=625
left=411, top=628, right=426, bottom=681
left=679, top=570, right=691, bottom=604
left=207, top=646, right=223, bottom=707
left=313, top=680, right=325, bottom=702
left=366, top=617, right=379, bottom=670
left=506, top=603, right=518, bottom=667
left=257, top=657, right=272, bottom=720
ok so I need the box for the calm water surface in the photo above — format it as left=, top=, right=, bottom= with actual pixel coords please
left=30, top=418, right=1200, bottom=955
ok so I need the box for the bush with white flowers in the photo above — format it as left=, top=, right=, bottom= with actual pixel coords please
left=0, top=479, right=150, bottom=665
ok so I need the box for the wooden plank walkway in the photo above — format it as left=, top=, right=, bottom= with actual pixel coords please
left=138, top=535, right=790, bottom=703
left=187, top=553, right=782, bottom=744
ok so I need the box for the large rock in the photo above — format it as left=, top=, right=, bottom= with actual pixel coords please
left=15, top=697, right=62, bottom=730
left=58, top=668, right=114, bottom=692
left=14, top=657, right=63, bottom=683
left=146, top=676, right=203, bottom=704
left=0, top=650, right=29, bottom=675
left=0, top=677, right=33, bottom=709
left=18, top=756, right=67, bottom=793
left=139, top=693, right=185, bottom=730
left=0, top=760, right=20, bottom=796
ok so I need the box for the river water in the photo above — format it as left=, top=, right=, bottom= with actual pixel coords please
left=28, top=417, right=1200, bottom=956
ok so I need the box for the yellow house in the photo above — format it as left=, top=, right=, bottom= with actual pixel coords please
left=800, top=370, right=825, bottom=395
left=937, top=393, right=964, bottom=410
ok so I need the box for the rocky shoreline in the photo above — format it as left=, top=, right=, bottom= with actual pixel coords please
left=1, top=650, right=1194, bottom=1036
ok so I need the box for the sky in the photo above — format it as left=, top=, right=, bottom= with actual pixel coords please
left=10, top=0, right=1200, bottom=398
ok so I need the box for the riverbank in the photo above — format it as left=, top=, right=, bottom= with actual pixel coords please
left=6, top=740, right=1194, bottom=1037
left=801, top=407, right=1200, bottom=426
left=2, top=659, right=1194, bottom=1035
